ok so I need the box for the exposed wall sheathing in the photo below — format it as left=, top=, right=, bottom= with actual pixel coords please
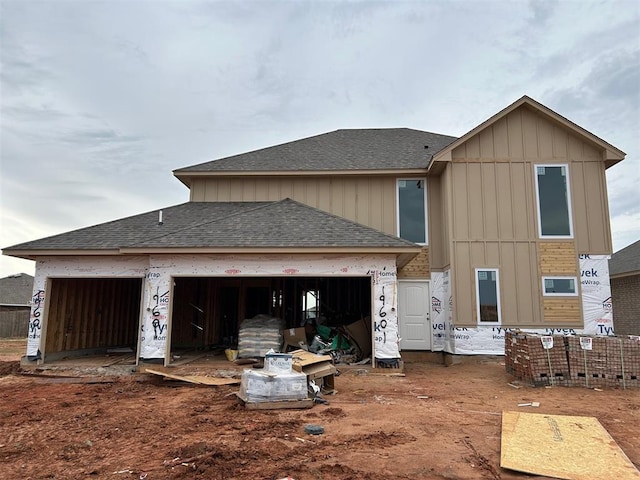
left=538, top=242, right=578, bottom=275
left=397, top=247, right=430, bottom=278
left=542, top=298, right=582, bottom=324
left=538, top=241, right=582, bottom=324
left=26, top=256, right=147, bottom=358
left=45, top=278, right=141, bottom=354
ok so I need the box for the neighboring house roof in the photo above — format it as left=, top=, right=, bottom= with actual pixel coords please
left=3, top=200, right=420, bottom=264
left=174, top=128, right=457, bottom=182
left=0, top=273, right=34, bottom=306
left=430, top=95, right=626, bottom=171
left=609, top=240, right=640, bottom=277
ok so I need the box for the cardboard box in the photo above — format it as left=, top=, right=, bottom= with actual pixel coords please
left=344, top=317, right=372, bottom=358
left=291, top=349, right=337, bottom=394
left=283, top=327, right=308, bottom=352
left=264, top=352, right=293, bottom=374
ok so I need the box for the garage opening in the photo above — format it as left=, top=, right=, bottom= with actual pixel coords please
left=44, top=278, right=142, bottom=363
left=170, top=276, right=372, bottom=363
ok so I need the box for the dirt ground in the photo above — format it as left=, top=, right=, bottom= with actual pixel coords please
left=0, top=340, right=638, bottom=480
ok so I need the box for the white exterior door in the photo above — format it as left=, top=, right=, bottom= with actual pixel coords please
left=398, top=281, right=431, bottom=350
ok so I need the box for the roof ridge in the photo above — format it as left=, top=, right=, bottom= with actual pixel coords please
left=174, top=128, right=459, bottom=174
left=127, top=201, right=277, bottom=246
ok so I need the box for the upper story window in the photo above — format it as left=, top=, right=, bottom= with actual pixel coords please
left=534, top=165, right=573, bottom=238
left=397, top=179, right=427, bottom=244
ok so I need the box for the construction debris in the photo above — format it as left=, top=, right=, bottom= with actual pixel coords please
left=143, top=368, right=240, bottom=386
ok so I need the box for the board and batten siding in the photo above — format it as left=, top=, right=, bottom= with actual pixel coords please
left=446, top=105, right=607, bottom=327
left=452, top=240, right=540, bottom=326
left=449, top=105, right=612, bottom=253
left=427, top=175, right=448, bottom=270
left=190, top=176, right=400, bottom=237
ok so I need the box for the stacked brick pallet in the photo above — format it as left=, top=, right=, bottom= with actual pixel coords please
left=505, top=331, right=571, bottom=386
left=606, top=337, right=640, bottom=389
left=505, top=331, right=640, bottom=389
left=565, top=336, right=609, bottom=388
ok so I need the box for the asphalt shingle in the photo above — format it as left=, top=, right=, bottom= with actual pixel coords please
left=3, top=203, right=267, bottom=251
left=0, top=273, right=34, bottom=305
left=609, top=240, right=640, bottom=276
left=3, top=200, right=417, bottom=252
left=174, top=128, right=458, bottom=173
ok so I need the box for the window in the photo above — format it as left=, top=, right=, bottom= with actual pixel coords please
left=542, top=277, right=578, bottom=296
left=475, top=269, right=501, bottom=324
left=535, top=165, right=573, bottom=238
left=397, top=179, right=427, bottom=244
left=302, top=289, right=319, bottom=324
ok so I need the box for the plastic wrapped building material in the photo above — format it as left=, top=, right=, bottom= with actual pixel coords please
left=238, top=315, right=285, bottom=358
left=239, top=369, right=308, bottom=402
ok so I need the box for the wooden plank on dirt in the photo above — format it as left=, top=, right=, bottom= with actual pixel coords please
left=102, top=355, right=135, bottom=367
left=143, top=368, right=240, bottom=386
left=236, top=393, right=313, bottom=410
left=27, top=375, right=117, bottom=384
left=182, top=376, right=240, bottom=386
left=501, top=411, right=640, bottom=479
left=170, top=352, right=208, bottom=367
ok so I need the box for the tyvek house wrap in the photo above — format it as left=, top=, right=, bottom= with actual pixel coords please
left=429, top=255, right=614, bottom=355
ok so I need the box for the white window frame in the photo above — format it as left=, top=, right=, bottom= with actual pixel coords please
left=475, top=268, right=502, bottom=326
left=542, top=276, right=579, bottom=297
left=534, top=164, right=574, bottom=239
left=396, top=178, right=428, bottom=245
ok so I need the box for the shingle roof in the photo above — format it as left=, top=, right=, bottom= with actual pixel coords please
left=0, top=273, right=34, bottom=305
left=3, top=200, right=417, bottom=252
left=609, top=240, right=640, bottom=276
left=130, top=199, right=417, bottom=248
left=3, top=203, right=263, bottom=251
left=174, top=128, right=458, bottom=173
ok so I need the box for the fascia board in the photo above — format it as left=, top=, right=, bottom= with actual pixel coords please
left=430, top=96, right=626, bottom=167
left=1, top=249, right=121, bottom=260
left=174, top=169, right=427, bottom=180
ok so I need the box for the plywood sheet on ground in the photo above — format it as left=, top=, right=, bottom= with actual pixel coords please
left=501, top=411, right=640, bottom=480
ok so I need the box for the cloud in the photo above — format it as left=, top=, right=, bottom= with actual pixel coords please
left=1, top=0, right=639, bottom=276
left=527, top=0, right=559, bottom=25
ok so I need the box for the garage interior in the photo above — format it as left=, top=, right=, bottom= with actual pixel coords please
left=37, top=276, right=373, bottom=366
left=170, top=276, right=372, bottom=362
left=43, top=278, right=142, bottom=363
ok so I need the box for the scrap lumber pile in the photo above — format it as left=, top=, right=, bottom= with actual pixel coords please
left=506, top=331, right=640, bottom=388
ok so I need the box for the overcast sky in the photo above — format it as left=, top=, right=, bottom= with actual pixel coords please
left=1, top=0, right=639, bottom=277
